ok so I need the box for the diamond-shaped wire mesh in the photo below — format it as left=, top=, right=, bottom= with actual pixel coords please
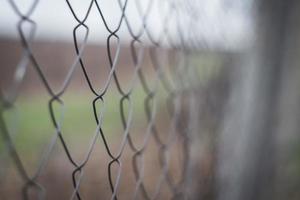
left=3, top=1, right=299, bottom=200
left=0, top=0, right=222, bottom=199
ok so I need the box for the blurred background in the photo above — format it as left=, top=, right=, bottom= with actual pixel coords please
left=0, top=0, right=300, bottom=199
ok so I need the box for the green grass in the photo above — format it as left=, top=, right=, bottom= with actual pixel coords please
left=0, top=86, right=153, bottom=158
left=0, top=54, right=224, bottom=161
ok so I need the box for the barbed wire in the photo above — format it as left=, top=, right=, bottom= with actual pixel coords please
left=0, top=0, right=202, bottom=199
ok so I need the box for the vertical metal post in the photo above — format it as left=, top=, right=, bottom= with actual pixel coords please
left=216, top=1, right=294, bottom=200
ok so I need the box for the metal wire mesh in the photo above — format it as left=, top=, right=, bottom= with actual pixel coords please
left=0, top=0, right=206, bottom=199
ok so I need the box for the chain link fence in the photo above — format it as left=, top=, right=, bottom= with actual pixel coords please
left=2, top=0, right=300, bottom=200
left=0, top=0, right=219, bottom=199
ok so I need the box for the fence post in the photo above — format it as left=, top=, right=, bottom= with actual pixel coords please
left=216, top=0, right=294, bottom=200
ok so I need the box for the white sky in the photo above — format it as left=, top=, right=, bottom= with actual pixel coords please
left=0, top=0, right=254, bottom=49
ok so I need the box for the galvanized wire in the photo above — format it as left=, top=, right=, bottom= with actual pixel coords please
left=0, top=0, right=202, bottom=199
